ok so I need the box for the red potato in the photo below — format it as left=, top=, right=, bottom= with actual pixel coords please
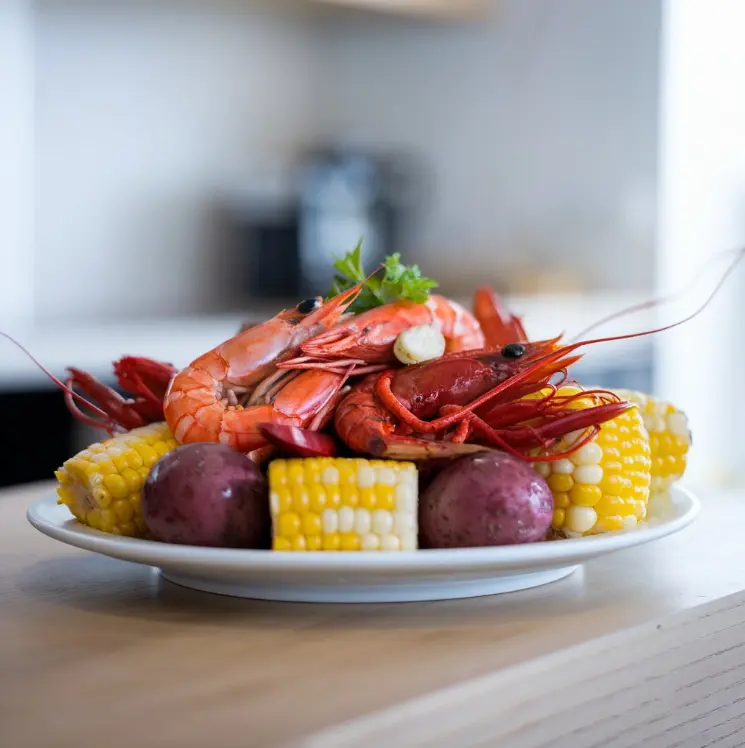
left=142, top=443, right=270, bottom=548
left=419, top=452, right=553, bottom=548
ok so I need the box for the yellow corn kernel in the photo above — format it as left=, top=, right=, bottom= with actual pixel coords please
left=553, top=492, right=570, bottom=508
left=569, top=484, right=602, bottom=507
left=548, top=473, right=574, bottom=494
left=103, top=473, right=129, bottom=501
left=268, top=460, right=287, bottom=487
left=322, top=532, right=341, bottom=551
left=340, top=483, right=359, bottom=507
left=54, top=422, right=178, bottom=539
left=114, top=500, right=134, bottom=523
left=308, top=484, right=327, bottom=512
left=325, top=487, right=341, bottom=510
left=268, top=457, right=419, bottom=551
left=135, top=443, right=159, bottom=468
left=532, top=385, right=652, bottom=537
left=291, top=485, right=310, bottom=514
left=121, top=467, right=143, bottom=492
left=594, top=515, right=625, bottom=533
left=340, top=533, right=361, bottom=551
left=277, top=512, right=300, bottom=538
left=338, top=461, right=356, bottom=486
left=275, top=486, right=292, bottom=513
left=302, top=513, right=322, bottom=536
left=153, top=440, right=172, bottom=458
left=359, top=487, right=377, bottom=509
left=376, top=484, right=396, bottom=511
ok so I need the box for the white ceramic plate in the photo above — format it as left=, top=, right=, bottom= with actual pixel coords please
left=27, top=486, right=700, bottom=603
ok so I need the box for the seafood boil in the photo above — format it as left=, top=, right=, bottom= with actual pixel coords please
left=10, top=243, right=738, bottom=549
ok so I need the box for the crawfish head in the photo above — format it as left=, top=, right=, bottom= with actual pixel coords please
left=112, top=356, right=178, bottom=423
left=370, top=339, right=636, bottom=461
left=385, top=338, right=575, bottom=420
left=65, top=356, right=177, bottom=433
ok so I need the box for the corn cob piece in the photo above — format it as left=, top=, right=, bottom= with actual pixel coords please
left=612, top=388, right=691, bottom=493
left=268, top=457, right=419, bottom=551
left=531, top=385, right=652, bottom=538
left=55, top=421, right=179, bottom=538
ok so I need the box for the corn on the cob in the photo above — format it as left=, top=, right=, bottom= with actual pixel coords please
left=531, top=385, right=652, bottom=538
left=612, top=388, right=691, bottom=493
left=55, top=421, right=179, bottom=538
left=268, top=457, right=419, bottom=551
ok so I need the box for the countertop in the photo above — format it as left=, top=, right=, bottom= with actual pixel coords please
left=4, top=480, right=745, bottom=747
left=0, top=291, right=654, bottom=390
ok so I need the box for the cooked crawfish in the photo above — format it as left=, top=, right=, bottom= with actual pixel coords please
left=333, top=339, right=631, bottom=460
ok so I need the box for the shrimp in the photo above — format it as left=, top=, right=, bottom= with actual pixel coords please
left=278, top=294, right=485, bottom=373
left=163, top=283, right=362, bottom=451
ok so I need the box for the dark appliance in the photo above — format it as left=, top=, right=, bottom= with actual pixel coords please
left=229, top=146, right=423, bottom=302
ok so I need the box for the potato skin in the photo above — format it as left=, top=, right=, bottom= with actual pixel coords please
left=142, top=443, right=270, bottom=548
left=419, top=452, right=553, bottom=548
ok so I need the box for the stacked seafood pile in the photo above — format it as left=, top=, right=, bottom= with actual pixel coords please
left=52, top=246, right=692, bottom=551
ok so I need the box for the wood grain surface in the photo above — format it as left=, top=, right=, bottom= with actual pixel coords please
left=2, top=480, right=745, bottom=748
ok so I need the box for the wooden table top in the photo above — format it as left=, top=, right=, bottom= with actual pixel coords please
left=4, top=480, right=745, bottom=748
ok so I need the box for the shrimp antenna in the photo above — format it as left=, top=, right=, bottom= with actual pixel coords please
left=0, top=331, right=112, bottom=422
left=569, top=245, right=745, bottom=344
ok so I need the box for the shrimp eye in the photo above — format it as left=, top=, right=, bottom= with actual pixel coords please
left=297, top=298, right=321, bottom=315
left=501, top=343, right=526, bottom=359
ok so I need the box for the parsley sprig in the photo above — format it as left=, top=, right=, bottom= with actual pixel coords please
left=328, top=240, right=439, bottom=314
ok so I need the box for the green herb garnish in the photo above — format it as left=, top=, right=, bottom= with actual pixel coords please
left=328, top=239, right=439, bottom=314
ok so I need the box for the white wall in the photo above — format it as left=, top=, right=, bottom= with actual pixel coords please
left=655, top=0, right=745, bottom=490
left=34, top=1, right=321, bottom=324
left=29, top=0, right=662, bottom=326
left=315, top=0, right=662, bottom=293
left=0, top=1, right=34, bottom=332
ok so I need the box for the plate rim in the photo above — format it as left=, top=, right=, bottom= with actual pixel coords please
left=26, top=485, right=701, bottom=572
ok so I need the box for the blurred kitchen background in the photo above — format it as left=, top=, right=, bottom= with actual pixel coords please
left=1, top=0, right=744, bottom=491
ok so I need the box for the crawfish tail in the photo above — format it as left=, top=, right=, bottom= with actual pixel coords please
left=113, top=356, right=176, bottom=401
left=374, top=436, right=490, bottom=461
